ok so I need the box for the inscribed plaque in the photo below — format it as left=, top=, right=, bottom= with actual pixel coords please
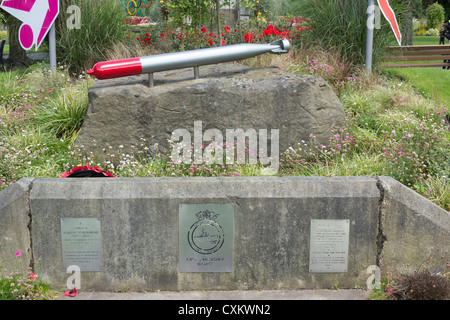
left=309, top=219, right=350, bottom=273
left=60, top=218, right=102, bottom=272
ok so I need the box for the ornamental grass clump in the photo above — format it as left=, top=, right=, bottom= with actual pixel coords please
left=55, top=0, right=128, bottom=74
left=34, top=85, right=90, bottom=141
left=295, top=0, right=405, bottom=67
left=0, top=65, right=95, bottom=191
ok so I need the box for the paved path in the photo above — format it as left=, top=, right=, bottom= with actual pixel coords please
left=56, top=289, right=371, bottom=300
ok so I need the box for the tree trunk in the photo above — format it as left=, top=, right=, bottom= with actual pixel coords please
left=402, top=0, right=414, bottom=46
left=236, top=0, right=241, bottom=24
left=4, top=12, right=31, bottom=68
left=216, top=0, right=221, bottom=46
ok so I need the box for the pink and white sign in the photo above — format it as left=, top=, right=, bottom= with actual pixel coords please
left=377, top=0, right=402, bottom=46
left=0, top=0, right=60, bottom=50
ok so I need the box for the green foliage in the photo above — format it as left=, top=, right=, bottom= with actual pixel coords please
left=0, top=269, right=53, bottom=300
left=413, top=35, right=441, bottom=44
left=0, top=30, right=7, bottom=41
left=0, top=11, right=5, bottom=25
left=0, top=253, right=55, bottom=300
left=0, top=71, right=31, bottom=108
left=414, top=176, right=450, bottom=211
left=160, top=0, right=218, bottom=28
left=55, top=0, right=128, bottom=74
left=159, top=0, right=278, bottom=30
left=413, top=0, right=424, bottom=19
left=34, top=83, right=90, bottom=141
left=240, top=0, right=275, bottom=23
left=0, top=64, right=91, bottom=190
left=271, top=0, right=300, bottom=17
left=425, top=2, right=445, bottom=29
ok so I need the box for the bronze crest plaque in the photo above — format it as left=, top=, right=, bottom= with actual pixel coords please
left=179, top=204, right=234, bottom=272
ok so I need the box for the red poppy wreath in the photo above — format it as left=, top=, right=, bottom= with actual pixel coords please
left=61, top=163, right=115, bottom=178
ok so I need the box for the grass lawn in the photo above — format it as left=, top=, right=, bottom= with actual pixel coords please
left=382, top=67, right=450, bottom=107
left=2, top=43, right=49, bottom=55
left=388, top=36, right=443, bottom=46
left=412, top=36, right=444, bottom=45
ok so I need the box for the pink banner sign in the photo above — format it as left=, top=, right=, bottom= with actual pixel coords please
left=0, top=0, right=59, bottom=50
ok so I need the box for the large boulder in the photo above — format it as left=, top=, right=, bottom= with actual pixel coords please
left=76, top=63, right=345, bottom=157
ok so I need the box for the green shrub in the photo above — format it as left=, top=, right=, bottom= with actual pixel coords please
left=55, top=0, right=128, bottom=74
left=425, top=2, right=445, bottom=30
left=415, top=29, right=426, bottom=36
left=413, top=0, right=424, bottom=19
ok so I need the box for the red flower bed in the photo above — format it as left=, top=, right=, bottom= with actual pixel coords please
left=134, top=17, right=310, bottom=49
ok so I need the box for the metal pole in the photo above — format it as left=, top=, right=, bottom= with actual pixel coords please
left=49, top=23, right=57, bottom=71
left=87, top=39, right=290, bottom=81
left=193, top=66, right=199, bottom=79
left=148, top=73, right=154, bottom=87
left=365, top=0, right=375, bottom=72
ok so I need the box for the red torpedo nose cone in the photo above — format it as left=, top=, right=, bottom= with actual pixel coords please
left=86, top=58, right=143, bottom=80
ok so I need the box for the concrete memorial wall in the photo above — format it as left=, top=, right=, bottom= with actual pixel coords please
left=1, top=176, right=448, bottom=291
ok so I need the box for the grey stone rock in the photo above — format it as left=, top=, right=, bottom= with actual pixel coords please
left=75, top=64, right=345, bottom=156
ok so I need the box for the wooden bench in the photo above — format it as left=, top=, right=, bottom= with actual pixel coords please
left=379, top=45, right=450, bottom=68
